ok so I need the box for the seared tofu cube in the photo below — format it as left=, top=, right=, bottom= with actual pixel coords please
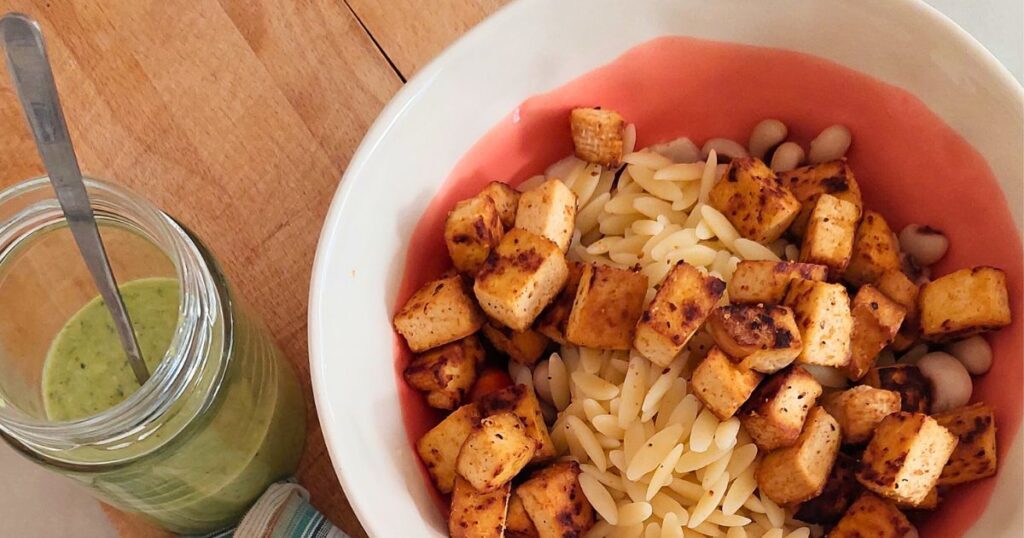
left=933, top=402, right=998, bottom=486
left=565, top=264, right=648, bottom=350
left=570, top=107, right=625, bottom=167
left=403, top=335, right=483, bottom=410
left=875, top=269, right=920, bottom=350
left=634, top=262, right=726, bottom=367
left=709, top=158, right=802, bottom=243
left=417, top=404, right=482, bottom=493
left=777, top=158, right=863, bottom=237
left=822, top=386, right=902, bottom=444
left=896, top=486, right=940, bottom=511
left=844, top=210, right=902, bottom=286
left=446, top=195, right=505, bottom=274
left=847, top=285, right=906, bottom=380
left=757, top=406, right=841, bottom=504
left=515, top=179, right=577, bottom=252
left=481, top=181, right=521, bottom=229
left=450, top=476, right=511, bottom=538
left=918, top=266, right=1012, bottom=341
left=692, top=347, right=763, bottom=420
left=479, top=384, right=556, bottom=461
left=740, top=365, right=823, bottom=450
left=395, top=275, right=485, bottom=353
left=708, top=304, right=803, bottom=373
left=728, top=260, right=828, bottom=304
left=799, top=193, right=860, bottom=278
left=517, top=462, right=595, bottom=538
left=457, top=412, right=537, bottom=492
left=481, top=323, right=550, bottom=366
left=795, top=453, right=861, bottom=525
left=864, top=365, right=930, bottom=413
left=856, top=412, right=958, bottom=505
left=474, top=229, right=569, bottom=331
left=536, top=262, right=585, bottom=344
left=784, top=280, right=853, bottom=367
left=876, top=270, right=919, bottom=318
left=505, top=491, right=539, bottom=538
left=827, top=492, right=912, bottom=538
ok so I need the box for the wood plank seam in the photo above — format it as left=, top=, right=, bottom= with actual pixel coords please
left=342, top=0, right=407, bottom=82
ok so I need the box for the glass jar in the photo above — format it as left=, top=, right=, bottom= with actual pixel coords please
left=0, top=177, right=306, bottom=534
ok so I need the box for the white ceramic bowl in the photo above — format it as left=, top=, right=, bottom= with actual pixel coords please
left=309, top=1, right=1023, bottom=536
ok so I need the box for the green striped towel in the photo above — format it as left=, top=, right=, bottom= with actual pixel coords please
left=208, top=482, right=349, bottom=538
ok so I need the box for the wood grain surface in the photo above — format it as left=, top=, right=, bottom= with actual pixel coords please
left=0, top=0, right=488, bottom=535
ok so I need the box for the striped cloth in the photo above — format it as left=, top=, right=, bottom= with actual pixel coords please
left=208, top=482, right=349, bottom=538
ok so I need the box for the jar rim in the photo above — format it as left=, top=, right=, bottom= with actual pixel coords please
left=0, top=176, right=225, bottom=452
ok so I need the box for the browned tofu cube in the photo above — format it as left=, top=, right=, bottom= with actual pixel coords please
left=799, top=193, right=860, bottom=278
left=570, top=107, right=625, bottom=167
left=875, top=270, right=919, bottom=318
left=634, top=262, right=726, bottom=367
left=708, top=304, right=803, bottom=373
left=933, top=402, right=998, bottom=486
left=535, top=261, right=585, bottom=344
left=474, top=229, right=569, bottom=331
left=847, top=285, right=906, bottom=381
left=479, top=384, right=556, bottom=461
left=728, top=260, right=829, bottom=304
left=827, top=492, right=912, bottom=538
left=505, top=491, right=540, bottom=538
left=481, top=181, right=521, bottom=229
left=457, top=412, right=537, bottom=492
left=784, top=280, right=853, bottom=368
left=565, top=264, right=648, bottom=350
left=709, top=158, right=802, bottom=243
left=863, top=365, right=930, bottom=414
left=481, top=323, right=550, bottom=366
left=757, top=406, right=842, bottom=504
left=446, top=195, right=505, bottom=274
left=875, top=270, right=921, bottom=351
left=918, top=266, right=1012, bottom=341
left=395, top=275, right=486, bottom=353
left=417, top=404, right=481, bottom=493
left=692, top=347, right=763, bottom=420
left=895, top=486, right=940, bottom=511
left=450, top=476, right=511, bottom=538
left=823, top=386, right=902, bottom=444
left=856, top=412, right=958, bottom=505
left=777, top=159, right=863, bottom=237
left=740, top=365, right=823, bottom=450
left=844, top=210, right=902, bottom=286
left=795, top=453, right=861, bottom=525
left=403, top=335, right=483, bottom=410
left=515, top=179, right=577, bottom=252
left=517, top=462, right=595, bottom=538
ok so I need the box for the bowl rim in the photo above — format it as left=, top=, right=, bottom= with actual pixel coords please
left=308, top=0, right=1023, bottom=535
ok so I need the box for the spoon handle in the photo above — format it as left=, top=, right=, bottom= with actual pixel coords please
left=1, top=13, right=149, bottom=385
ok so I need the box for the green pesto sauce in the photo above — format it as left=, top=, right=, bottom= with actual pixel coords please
left=43, top=277, right=179, bottom=421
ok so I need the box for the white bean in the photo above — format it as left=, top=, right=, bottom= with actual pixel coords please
left=917, top=352, right=972, bottom=413
left=898, top=224, right=949, bottom=266
left=769, top=142, right=805, bottom=172
left=808, top=124, right=852, bottom=163
left=945, top=336, right=993, bottom=375
left=651, top=137, right=701, bottom=163
left=701, top=138, right=749, bottom=161
left=897, top=343, right=929, bottom=365
left=748, top=119, right=788, bottom=159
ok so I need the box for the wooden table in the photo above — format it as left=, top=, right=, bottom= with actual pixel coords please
left=0, top=1, right=506, bottom=535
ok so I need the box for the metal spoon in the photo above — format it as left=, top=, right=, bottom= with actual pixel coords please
left=1, top=13, right=149, bottom=385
